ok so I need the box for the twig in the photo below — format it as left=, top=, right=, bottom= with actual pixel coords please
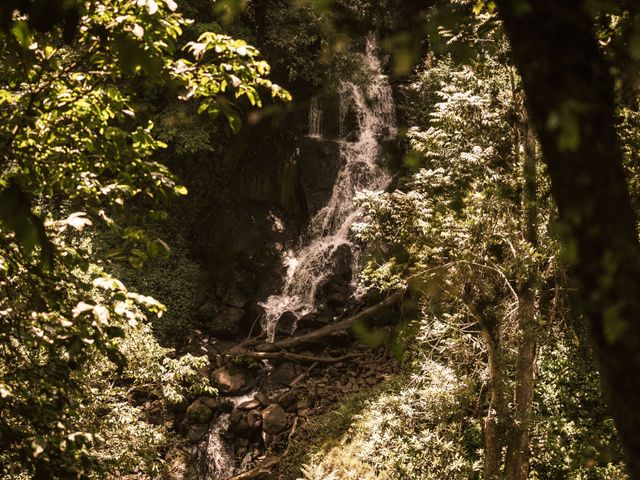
left=224, top=457, right=279, bottom=480
left=290, top=362, right=319, bottom=386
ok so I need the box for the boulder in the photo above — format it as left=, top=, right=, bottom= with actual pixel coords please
left=274, top=311, right=297, bottom=339
left=229, top=408, right=250, bottom=435
left=187, top=424, right=209, bottom=442
left=211, top=366, right=252, bottom=394
left=327, top=291, right=348, bottom=308
left=246, top=409, right=263, bottom=430
left=197, top=302, right=247, bottom=340
left=261, top=404, right=287, bottom=435
left=296, top=311, right=333, bottom=332
left=265, top=362, right=299, bottom=390
left=185, top=397, right=219, bottom=424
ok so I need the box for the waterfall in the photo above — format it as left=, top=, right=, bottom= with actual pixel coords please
left=197, top=391, right=257, bottom=479
left=201, top=414, right=235, bottom=479
left=261, top=36, right=396, bottom=337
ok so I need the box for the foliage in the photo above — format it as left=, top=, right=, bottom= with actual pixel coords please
left=262, top=1, right=327, bottom=86
left=285, top=362, right=480, bottom=480
left=352, top=28, right=625, bottom=479
left=0, top=0, right=289, bottom=477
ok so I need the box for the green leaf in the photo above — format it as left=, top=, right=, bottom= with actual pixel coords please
left=0, top=182, right=53, bottom=269
left=11, top=21, right=32, bottom=48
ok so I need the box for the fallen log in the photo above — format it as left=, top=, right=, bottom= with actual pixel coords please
left=231, top=350, right=364, bottom=364
left=254, top=290, right=404, bottom=352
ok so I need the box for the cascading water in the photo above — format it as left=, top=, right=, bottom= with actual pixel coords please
left=198, top=37, right=396, bottom=480
left=197, top=391, right=257, bottom=479
left=261, top=36, right=396, bottom=337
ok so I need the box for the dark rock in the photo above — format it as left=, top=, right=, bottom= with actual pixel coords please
left=187, top=424, right=209, bottom=442
left=265, top=362, right=299, bottom=390
left=198, top=302, right=248, bottom=340
left=274, top=311, right=297, bottom=339
left=314, top=244, right=353, bottom=306
left=247, top=409, right=263, bottom=429
left=243, top=301, right=266, bottom=332
left=211, top=366, right=253, bottom=394
left=261, top=404, right=287, bottom=434
left=296, top=311, right=333, bottom=332
left=186, top=397, right=219, bottom=424
left=327, top=291, right=348, bottom=308
left=277, top=389, right=302, bottom=412
left=296, top=397, right=314, bottom=411
left=229, top=408, right=249, bottom=435
left=298, top=138, right=342, bottom=216
left=254, top=392, right=271, bottom=406
left=205, top=339, right=237, bottom=357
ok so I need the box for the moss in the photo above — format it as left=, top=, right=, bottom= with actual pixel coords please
left=276, top=382, right=391, bottom=480
left=276, top=368, right=481, bottom=480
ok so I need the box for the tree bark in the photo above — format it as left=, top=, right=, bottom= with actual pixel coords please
left=496, top=1, right=640, bottom=476
left=504, top=291, right=537, bottom=480
left=481, top=322, right=506, bottom=480
left=504, top=118, right=539, bottom=480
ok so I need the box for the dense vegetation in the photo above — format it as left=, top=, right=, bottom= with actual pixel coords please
left=1, top=1, right=640, bottom=479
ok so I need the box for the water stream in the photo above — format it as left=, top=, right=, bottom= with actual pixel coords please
left=261, top=36, right=396, bottom=337
left=199, top=36, right=396, bottom=479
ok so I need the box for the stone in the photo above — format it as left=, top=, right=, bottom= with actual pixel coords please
left=229, top=408, right=250, bottom=435
left=296, top=397, right=314, bottom=411
left=247, top=409, right=263, bottom=430
left=186, top=397, right=219, bottom=424
left=274, top=311, right=297, bottom=339
left=254, top=392, right=271, bottom=406
left=197, top=302, right=247, bottom=340
left=239, top=399, right=261, bottom=410
left=187, top=424, right=209, bottom=442
left=327, top=291, right=348, bottom=308
left=261, top=404, right=287, bottom=434
left=211, top=366, right=251, bottom=394
left=296, top=311, right=333, bottom=332
left=298, top=137, right=342, bottom=216
left=265, top=362, right=299, bottom=390
left=243, top=301, right=266, bottom=331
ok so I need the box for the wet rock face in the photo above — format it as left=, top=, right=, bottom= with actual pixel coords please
left=274, top=311, right=297, bottom=339
left=296, top=310, right=333, bottom=333
left=212, top=366, right=254, bottom=394
left=297, top=137, right=342, bottom=216
left=261, top=404, right=288, bottom=434
left=197, top=303, right=249, bottom=340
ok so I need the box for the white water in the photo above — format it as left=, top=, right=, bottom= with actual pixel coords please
left=202, top=414, right=235, bottom=479
left=200, top=391, right=257, bottom=479
left=261, top=37, right=396, bottom=337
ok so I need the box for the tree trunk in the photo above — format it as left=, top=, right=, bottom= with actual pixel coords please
left=480, top=321, right=507, bottom=480
left=504, top=118, right=539, bottom=480
left=496, top=1, right=640, bottom=476
left=503, top=290, right=537, bottom=480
